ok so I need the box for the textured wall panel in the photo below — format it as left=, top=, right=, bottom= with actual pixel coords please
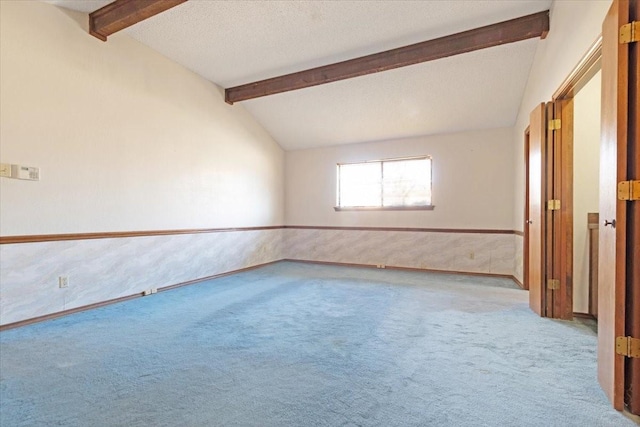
left=1, top=228, right=520, bottom=326
left=284, top=229, right=515, bottom=276
left=514, top=234, right=524, bottom=284
left=0, top=230, right=283, bottom=326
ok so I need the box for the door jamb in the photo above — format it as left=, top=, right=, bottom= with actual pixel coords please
left=523, top=127, right=530, bottom=291
left=548, top=36, right=603, bottom=319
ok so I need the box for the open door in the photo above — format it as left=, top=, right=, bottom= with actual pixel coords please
left=528, top=104, right=546, bottom=316
left=626, top=0, right=640, bottom=412
left=528, top=101, right=573, bottom=319
left=598, top=0, right=639, bottom=413
left=625, top=0, right=640, bottom=415
left=548, top=99, right=575, bottom=320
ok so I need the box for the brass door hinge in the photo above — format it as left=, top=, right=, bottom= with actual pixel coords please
left=547, top=199, right=561, bottom=210
left=616, top=336, right=640, bottom=358
left=548, top=119, right=561, bottom=131
left=618, top=180, right=640, bottom=201
left=547, top=279, right=560, bottom=290
left=620, top=21, right=639, bottom=44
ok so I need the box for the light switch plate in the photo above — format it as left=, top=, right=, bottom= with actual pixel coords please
left=0, top=163, right=11, bottom=178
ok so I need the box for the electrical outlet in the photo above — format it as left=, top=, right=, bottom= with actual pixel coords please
left=58, top=276, right=69, bottom=288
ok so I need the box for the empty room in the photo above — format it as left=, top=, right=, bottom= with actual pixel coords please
left=1, top=0, right=639, bottom=426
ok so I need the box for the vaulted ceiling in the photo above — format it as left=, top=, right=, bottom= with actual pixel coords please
left=48, top=0, right=553, bottom=150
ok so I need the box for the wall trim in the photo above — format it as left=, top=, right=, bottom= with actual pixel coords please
left=552, top=35, right=602, bottom=101
left=0, top=226, right=283, bottom=245
left=0, top=257, right=524, bottom=331
left=511, top=276, right=525, bottom=289
left=283, top=258, right=523, bottom=286
left=285, top=226, right=518, bottom=234
left=0, top=293, right=142, bottom=332
left=0, top=260, right=281, bottom=331
left=573, top=312, right=597, bottom=321
left=514, top=230, right=524, bottom=236
left=333, top=205, right=436, bottom=212
left=1, top=225, right=522, bottom=244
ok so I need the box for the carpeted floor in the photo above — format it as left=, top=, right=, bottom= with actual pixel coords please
left=0, top=261, right=636, bottom=426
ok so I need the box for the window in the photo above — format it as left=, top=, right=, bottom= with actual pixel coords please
left=335, top=156, right=433, bottom=210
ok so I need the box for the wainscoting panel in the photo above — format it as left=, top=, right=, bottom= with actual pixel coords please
left=284, top=228, right=516, bottom=276
left=514, top=234, right=524, bottom=284
left=0, top=229, right=283, bottom=326
left=1, top=227, right=521, bottom=326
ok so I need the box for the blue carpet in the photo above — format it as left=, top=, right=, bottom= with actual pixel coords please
left=0, top=261, right=635, bottom=426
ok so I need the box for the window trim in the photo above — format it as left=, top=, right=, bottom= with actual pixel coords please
left=334, top=155, right=435, bottom=211
left=333, top=205, right=435, bottom=212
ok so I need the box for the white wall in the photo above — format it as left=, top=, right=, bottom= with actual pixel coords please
left=0, top=1, right=285, bottom=326
left=0, top=1, right=284, bottom=236
left=286, top=128, right=514, bottom=229
left=284, top=128, right=517, bottom=280
left=573, top=71, right=601, bottom=313
left=512, top=0, right=610, bottom=231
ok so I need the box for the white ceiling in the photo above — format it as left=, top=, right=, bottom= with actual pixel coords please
left=47, top=0, right=552, bottom=150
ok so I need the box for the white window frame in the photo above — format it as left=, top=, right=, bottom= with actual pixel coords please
left=335, top=156, right=434, bottom=211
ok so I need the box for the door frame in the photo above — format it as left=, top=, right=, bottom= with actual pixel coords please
left=523, top=127, right=530, bottom=290
left=625, top=0, right=640, bottom=414
left=523, top=36, right=602, bottom=319
left=552, top=37, right=602, bottom=320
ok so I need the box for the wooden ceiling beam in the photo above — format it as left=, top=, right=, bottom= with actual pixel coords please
left=225, top=10, right=549, bottom=104
left=89, top=0, right=188, bottom=41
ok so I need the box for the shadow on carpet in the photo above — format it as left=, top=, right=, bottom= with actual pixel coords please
left=0, top=261, right=636, bottom=426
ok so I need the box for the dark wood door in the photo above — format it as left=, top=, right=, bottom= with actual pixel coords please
left=549, top=99, right=575, bottom=320
left=528, top=104, right=546, bottom=316
left=623, top=0, right=639, bottom=415
left=598, top=0, right=630, bottom=411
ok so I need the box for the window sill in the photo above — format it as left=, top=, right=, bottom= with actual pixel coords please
left=334, top=205, right=435, bottom=212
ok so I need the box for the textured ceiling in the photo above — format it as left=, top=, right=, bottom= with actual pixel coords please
left=47, top=0, right=552, bottom=150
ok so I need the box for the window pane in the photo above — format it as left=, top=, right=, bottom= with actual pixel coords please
left=382, top=158, right=431, bottom=206
left=339, top=162, right=381, bottom=207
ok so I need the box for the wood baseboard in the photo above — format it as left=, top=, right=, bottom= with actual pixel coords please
left=283, top=258, right=521, bottom=286
left=511, top=276, right=525, bottom=289
left=285, top=225, right=517, bottom=234
left=0, top=260, right=281, bottom=331
left=572, top=312, right=597, bottom=321
left=0, top=293, right=141, bottom=332
left=1, top=258, right=521, bottom=331
left=157, top=261, right=280, bottom=292
left=622, top=409, right=640, bottom=424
